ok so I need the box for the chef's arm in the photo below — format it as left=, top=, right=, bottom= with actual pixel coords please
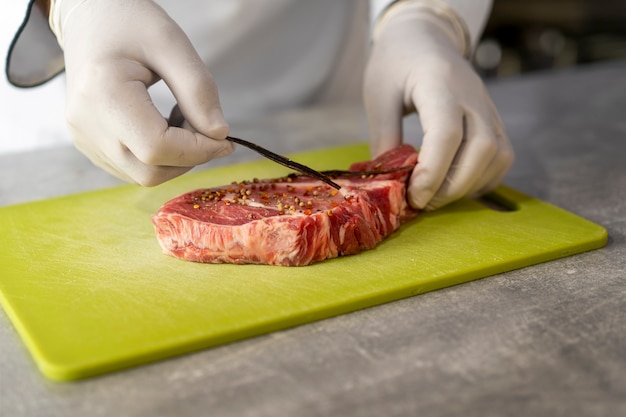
left=369, top=0, right=491, bottom=52
left=365, top=0, right=514, bottom=211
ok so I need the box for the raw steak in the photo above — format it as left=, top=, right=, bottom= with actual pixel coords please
left=152, top=145, right=419, bottom=266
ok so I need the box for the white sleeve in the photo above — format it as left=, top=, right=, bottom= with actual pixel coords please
left=5, top=0, right=65, bottom=88
left=369, top=0, right=493, bottom=51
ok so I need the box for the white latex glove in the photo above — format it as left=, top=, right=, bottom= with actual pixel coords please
left=364, top=0, right=514, bottom=210
left=51, top=0, right=234, bottom=186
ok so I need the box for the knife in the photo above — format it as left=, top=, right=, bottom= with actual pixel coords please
left=225, top=136, right=342, bottom=190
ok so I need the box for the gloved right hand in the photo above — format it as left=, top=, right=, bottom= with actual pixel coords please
left=51, top=0, right=234, bottom=186
left=364, top=0, right=513, bottom=211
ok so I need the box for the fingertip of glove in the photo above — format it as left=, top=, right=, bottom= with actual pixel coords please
left=183, top=107, right=230, bottom=139
left=215, top=140, right=235, bottom=159
left=407, top=186, right=433, bottom=210
left=205, top=109, right=230, bottom=140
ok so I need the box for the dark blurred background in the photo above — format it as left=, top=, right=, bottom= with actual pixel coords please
left=474, top=0, right=626, bottom=78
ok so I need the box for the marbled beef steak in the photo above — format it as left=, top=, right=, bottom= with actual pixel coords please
left=152, top=145, right=418, bottom=266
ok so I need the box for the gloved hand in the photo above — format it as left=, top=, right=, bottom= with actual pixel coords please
left=363, top=0, right=514, bottom=210
left=50, top=0, right=234, bottom=186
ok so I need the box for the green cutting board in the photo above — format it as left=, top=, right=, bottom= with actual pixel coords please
left=0, top=143, right=607, bottom=381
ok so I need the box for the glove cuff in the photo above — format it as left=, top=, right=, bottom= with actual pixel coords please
left=49, top=0, right=89, bottom=49
left=373, top=0, right=471, bottom=58
left=48, top=0, right=63, bottom=47
left=5, top=0, right=65, bottom=87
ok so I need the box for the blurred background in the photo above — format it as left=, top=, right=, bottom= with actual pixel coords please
left=474, top=0, right=626, bottom=78
left=1, top=0, right=626, bottom=154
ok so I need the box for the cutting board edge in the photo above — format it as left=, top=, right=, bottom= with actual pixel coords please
left=29, top=228, right=608, bottom=382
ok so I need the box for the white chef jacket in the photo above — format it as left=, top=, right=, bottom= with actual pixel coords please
left=3, top=0, right=490, bottom=141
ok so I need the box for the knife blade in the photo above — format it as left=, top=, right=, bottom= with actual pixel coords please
left=225, top=136, right=342, bottom=190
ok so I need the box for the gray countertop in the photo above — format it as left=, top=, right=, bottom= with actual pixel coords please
left=1, top=60, right=625, bottom=417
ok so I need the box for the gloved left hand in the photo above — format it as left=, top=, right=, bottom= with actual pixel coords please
left=363, top=0, right=514, bottom=211
left=49, top=0, right=234, bottom=186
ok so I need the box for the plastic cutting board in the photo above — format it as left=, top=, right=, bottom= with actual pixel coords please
left=0, top=143, right=607, bottom=381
